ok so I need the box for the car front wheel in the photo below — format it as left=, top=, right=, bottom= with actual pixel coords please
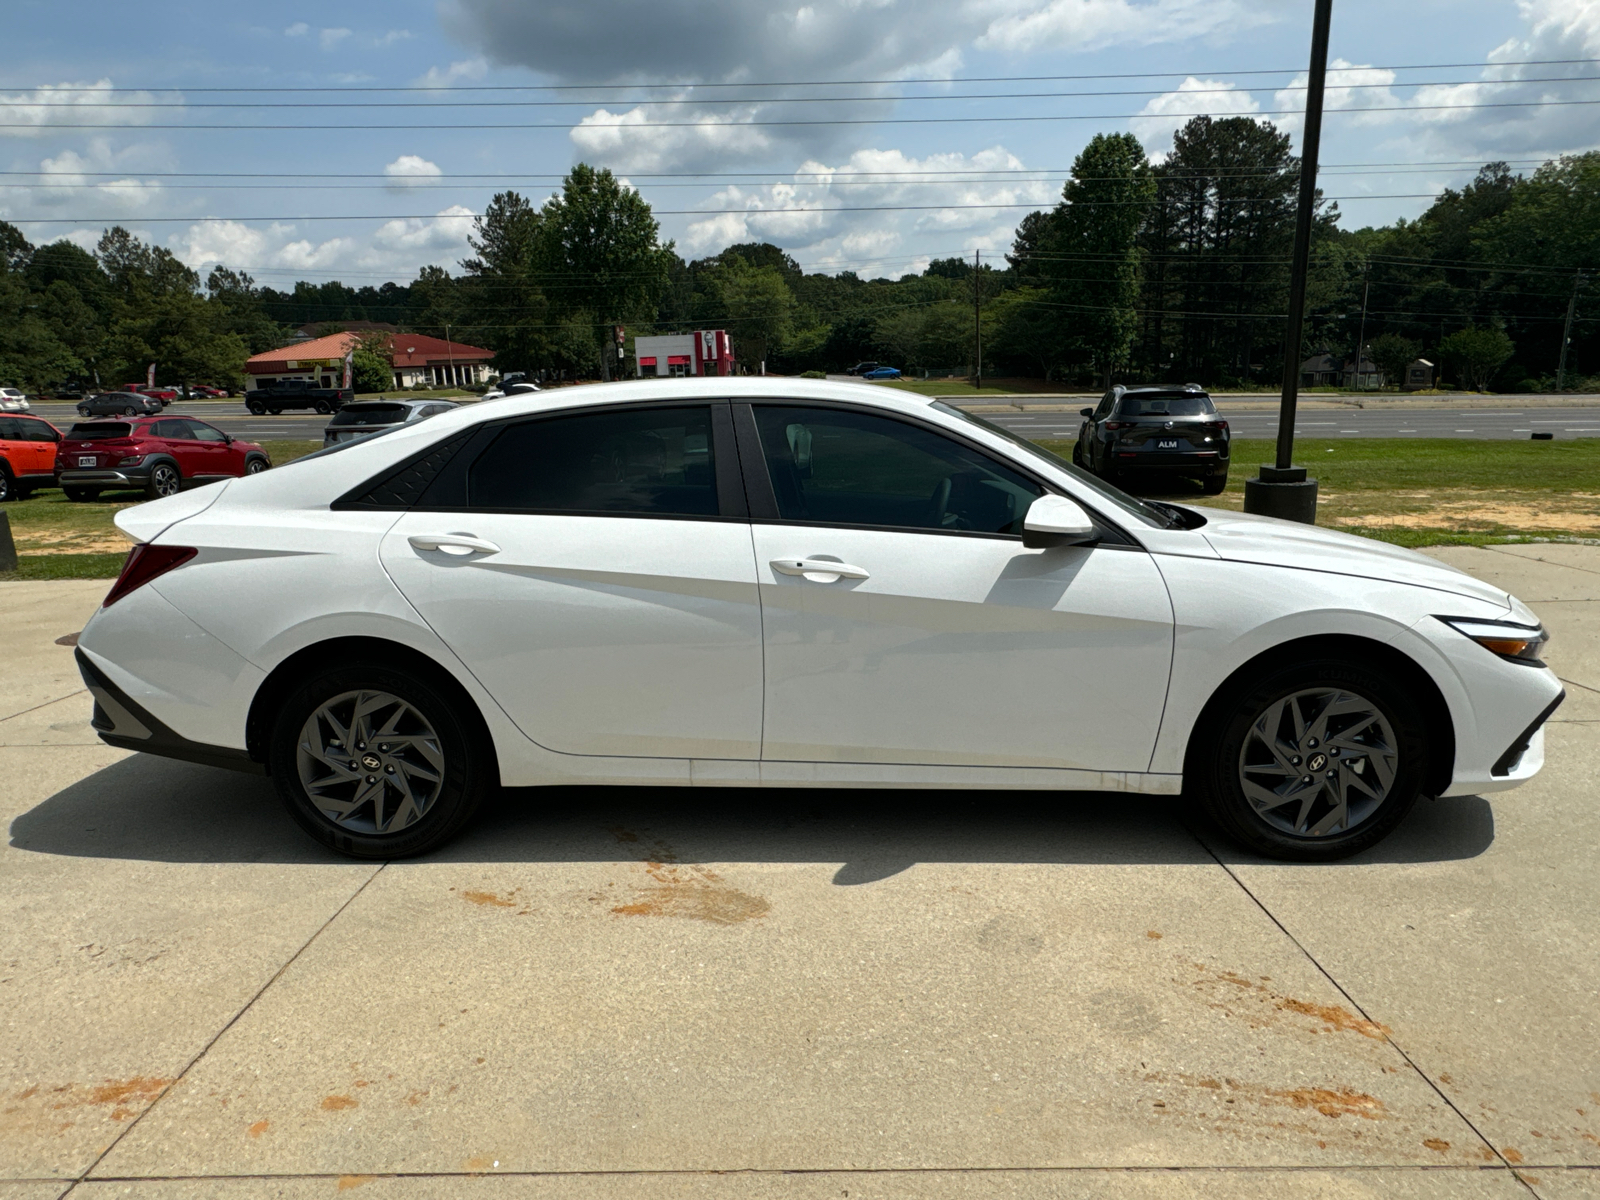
left=1193, top=656, right=1426, bottom=861
left=145, top=462, right=182, bottom=499
left=244, top=456, right=268, bottom=475
left=269, top=663, right=492, bottom=858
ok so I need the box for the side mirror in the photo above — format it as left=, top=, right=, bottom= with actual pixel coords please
left=1022, top=493, right=1098, bottom=549
left=223, top=433, right=234, bottom=444
left=1079, top=407, right=1094, bottom=418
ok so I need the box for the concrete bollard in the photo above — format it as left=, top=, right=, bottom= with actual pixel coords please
left=0, top=510, right=17, bottom=573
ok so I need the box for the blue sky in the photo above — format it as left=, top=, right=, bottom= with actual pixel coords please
left=3, top=0, right=1597, bottom=288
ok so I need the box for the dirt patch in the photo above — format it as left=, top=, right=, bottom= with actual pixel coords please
left=247, top=1119, right=270, bottom=1138
left=1339, top=498, right=1600, bottom=533
left=1268, top=1086, right=1388, bottom=1119
left=450, top=886, right=532, bottom=915
left=603, top=829, right=770, bottom=926
left=0, top=1076, right=172, bottom=1135
left=17, top=533, right=133, bottom=554
left=1188, top=963, right=1389, bottom=1039
left=320, top=1094, right=358, bottom=1112
left=337, top=1177, right=373, bottom=1190
left=1424, top=1137, right=1450, bottom=1152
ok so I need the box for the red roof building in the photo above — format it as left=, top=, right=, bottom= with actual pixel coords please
left=243, top=331, right=496, bottom=393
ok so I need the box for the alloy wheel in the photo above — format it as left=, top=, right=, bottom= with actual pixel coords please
left=151, top=464, right=181, bottom=497
left=295, top=689, right=445, bottom=835
left=1236, top=687, right=1398, bottom=838
left=245, top=458, right=267, bottom=474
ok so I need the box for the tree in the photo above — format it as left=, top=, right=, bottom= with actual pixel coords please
left=537, top=164, right=672, bottom=379
left=1, top=221, right=32, bottom=274
left=462, top=190, right=549, bottom=372
left=1369, top=332, right=1421, bottom=390
left=1440, top=326, right=1514, bottom=390
left=707, top=258, right=795, bottom=369
left=351, top=333, right=394, bottom=394
left=0, top=272, right=78, bottom=393
left=1048, top=132, right=1155, bottom=386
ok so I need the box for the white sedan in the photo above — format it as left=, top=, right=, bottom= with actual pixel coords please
left=75, top=378, right=1563, bottom=861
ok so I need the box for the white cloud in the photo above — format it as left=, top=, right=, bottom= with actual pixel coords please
left=320, top=27, right=353, bottom=51
left=683, top=145, right=1056, bottom=273
left=0, top=138, right=166, bottom=223
left=415, top=58, right=489, bottom=88
left=1271, top=59, right=1399, bottom=139
left=284, top=22, right=309, bottom=36
left=977, top=0, right=1274, bottom=54
left=572, top=102, right=774, bottom=173
left=167, top=207, right=478, bottom=277
left=0, top=79, right=165, bottom=139
left=1129, top=78, right=1263, bottom=158
left=378, top=29, right=414, bottom=47
left=384, top=155, right=445, bottom=191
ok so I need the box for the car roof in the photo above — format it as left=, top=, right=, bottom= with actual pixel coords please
left=343, top=398, right=452, bottom=411
left=465, top=375, right=935, bottom=421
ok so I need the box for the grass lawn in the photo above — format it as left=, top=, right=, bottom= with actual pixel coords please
left=0, top=439, right=321, bottom=580
left=1037, top=435, right=1600, bottom=545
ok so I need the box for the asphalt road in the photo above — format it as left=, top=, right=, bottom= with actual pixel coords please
left=986, top=405, right=1600, bottom=441
left=28, top=400, right=1600, bottom=443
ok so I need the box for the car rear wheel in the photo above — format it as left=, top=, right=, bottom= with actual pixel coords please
left=269, top=664, right=492, bottom=858
left=1192, top=656, right=1425, bottom=861
left=314, top=401, right=331, bottom=414
left=247, top=402, right=266, bottom=415
left=1202, top=473, right=1227, bottom=495
left=0, top=467, right=13, bottom=503
left=122, top=406, right=137, bottom=416
left=145, top=462, right=181, bottom=499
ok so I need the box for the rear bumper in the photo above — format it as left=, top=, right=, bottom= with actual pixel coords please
left=1111, top=450, right=1229, bottom=473
left=58, top=466, right=153, bottom=486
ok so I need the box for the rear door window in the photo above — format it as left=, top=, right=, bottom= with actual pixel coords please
left=750, top=405, right=1041, bottom=534
left=21, top=419, right=59, bottom=442
left=466, top=405, right=720, bottom=517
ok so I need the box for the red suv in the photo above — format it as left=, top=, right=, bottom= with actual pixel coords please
left=58, top=415, right=270, bottom=501
left=0, top=413, right=63, bottom=501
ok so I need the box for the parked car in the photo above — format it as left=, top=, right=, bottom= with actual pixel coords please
left=861, top=366, right=902, bottom=381
left=78, top=392, right=162, bottom=418
left=0, top=387, right=31, bottom=412
left=187, top=385, right=231, bottom=398
left=74, top=378, right=1561, bottom=865
left=322, top=399, right=460, bottom=448
left=246, top=380, right=352, bottom=414
left=479, top=381, right=540, bottom=402
left=1074, top=385, right=1230, bottom=494
left=0, top=414, right=62, bottom=500
left=123, top=384, right=178, bottom=405
left=57, top=415, right=269, bottom=501
left=845, top=362, right=879, bottom=376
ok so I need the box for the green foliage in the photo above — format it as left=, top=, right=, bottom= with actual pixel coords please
left=1439, top=326, right=1515, bottom=390
left=704, top=258, right=796, bottom=367
left=351, top=335, right=394, bottom=394
left=1369, top=333, right=1421, bottom=387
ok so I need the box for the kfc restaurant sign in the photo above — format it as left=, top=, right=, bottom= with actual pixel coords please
left=633, top=330, right=735, bottom=377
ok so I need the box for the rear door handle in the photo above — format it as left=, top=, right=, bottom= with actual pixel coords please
left=770, top=558, right=870, bottom=582
left=408, top=533, right=501, bottom=557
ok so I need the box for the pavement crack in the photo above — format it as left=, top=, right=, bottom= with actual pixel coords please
left=0, top=688, right=87, bottom=725
left=56, top=862, right=389, bottom=1196
left=1186, top=824, right=1544, bottom=1199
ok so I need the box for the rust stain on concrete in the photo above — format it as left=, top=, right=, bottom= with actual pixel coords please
left=337, top=1176, right=373, bottom=1190
left=1187, top=962, right=1390, bottom=1039
left=1423, top=1137, right=1450, bottom=1152
left=320, top=1094, right=359, bottom=1112
left=603, top=835, right=769, bottom=925
left=247, top=1119, right=271, bottom=1138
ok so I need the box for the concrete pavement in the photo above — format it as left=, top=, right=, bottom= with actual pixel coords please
left=2, top=547, right=1597, bottom=1198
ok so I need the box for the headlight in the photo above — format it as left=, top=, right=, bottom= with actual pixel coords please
left=1440, top=616, right=1549, bottom=666
left=118, top=455, right=146, bottom=466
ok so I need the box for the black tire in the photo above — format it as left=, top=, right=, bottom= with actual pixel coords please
left=0, top=467, right=13, bottom=503
left=1071, top=440, right=1085, bottom=467
left=122, top=406, right=137, bottom=416
left=314, top=401, right=331, bottom=414
left=247, top=402, right=266, bottom=415
left=1202, top=473, right=1228, bottom=495
left=269, top=662, right=493, bottom=859
left=1191, top=655, right=1426, bottom=862
left=64, top=486, right=99, bottom=502
left=268, top=406, right=282, bottom=415
left=77, top=407, right=90, bottom=417
left=244, top=455, right=269, bottom=475
left=145, top=461, right=182, bottom=499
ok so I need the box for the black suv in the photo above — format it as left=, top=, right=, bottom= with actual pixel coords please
left=1073, top=385, right=1229, bottom=493
left=245, top=380, right=352, bottom=415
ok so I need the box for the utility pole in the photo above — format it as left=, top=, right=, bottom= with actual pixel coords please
left=1355, top=261, right=1370, bottom=390
left=1243, top=0, right=1332, bottom=525
left=445, top=322, right=455, bottom=389
left=974, top=249, right=983, bottom=393
left=1557, top=270, right=1582, bottom=392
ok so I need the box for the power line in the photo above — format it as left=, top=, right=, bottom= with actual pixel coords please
left=9, top=76, right=1599, bottom=108
left=11, top=98, right=1595, bottom=131
left=12, top=57, right=1600, bottom=92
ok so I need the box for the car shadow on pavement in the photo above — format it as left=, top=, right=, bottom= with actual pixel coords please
left=11, top=753, right=1496, bottom=873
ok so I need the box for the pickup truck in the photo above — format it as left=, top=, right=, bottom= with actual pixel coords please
left=245, top=381, right=352, bottom=414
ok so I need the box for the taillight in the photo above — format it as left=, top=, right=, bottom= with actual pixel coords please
left=1104, top=421, right=1134, bottom=431
left=1204, top=421, right=1229, bottom=436
left=103, top=544, right=197, bottom=608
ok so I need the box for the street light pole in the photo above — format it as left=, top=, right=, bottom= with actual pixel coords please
left=1355, top=262, right=1370, bottom=390
left=1244, top=0, right=1332, bottom=524
left=974, top=249, right=983, bottom=393
left=1557, top=271, right=1582, bottom=392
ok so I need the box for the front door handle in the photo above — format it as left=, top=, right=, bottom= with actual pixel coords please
left=408, top=533, right=501, bottom=557
left=770, top=557, right=870, bottom=582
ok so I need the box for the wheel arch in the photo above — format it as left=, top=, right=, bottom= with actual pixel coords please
left=1181, top=633, right=1455, bottom=798
left=245, top=636, right=500, bottom=781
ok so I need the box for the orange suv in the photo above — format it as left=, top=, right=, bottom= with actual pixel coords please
left=0, top=414, right=62, bottom=502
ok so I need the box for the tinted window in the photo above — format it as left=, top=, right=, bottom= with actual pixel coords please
left=468, top=406, right=718, bottom=516
left=0, top=418, right=17, bottom=440
left=68, top=423, right=133, bottom=440
left=331, top=403, right=407, bottom=428
left=1093, top=393, right=1115, bottom=419
left=25, top=420, right=59, bottom=443
left=1115, top=394, right=1214, bottom=417
left=752, top=405, right=1040, bottom=534
left=186, top=420, right=227, bottom=443
left=154, top=419, right=194, bottom=439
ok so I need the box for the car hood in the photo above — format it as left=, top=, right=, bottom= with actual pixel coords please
left=1189, top=507, right=1511, bottom=610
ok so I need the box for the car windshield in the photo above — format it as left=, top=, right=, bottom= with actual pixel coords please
left=1115, top=394, right=1214, bottom=418
left=330, top=404, right=408, bottom=427
left=931, top=402, right=1174, bottom=530
left=68, top=422, right=133, bottom=439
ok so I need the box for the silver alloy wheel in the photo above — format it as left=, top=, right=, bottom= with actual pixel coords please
left=151, top=464, right=181, bottom=497
left=245, top=458, right=266, bottom=474
left=1237, top=687, right=1398, bottom=838
left=296, top=689, right=445, bottom=835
